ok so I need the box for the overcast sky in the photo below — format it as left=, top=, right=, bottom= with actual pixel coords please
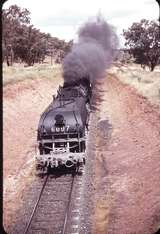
left=3, top=0, right=159, bottom=46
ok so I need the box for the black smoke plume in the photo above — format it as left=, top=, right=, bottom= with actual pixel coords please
left=62, top=15, right=119, bottom=83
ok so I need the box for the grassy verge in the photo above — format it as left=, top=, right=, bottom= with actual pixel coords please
left=109, top=63, right=160, bottom=106
left=3, top=62, right=62, bottom=86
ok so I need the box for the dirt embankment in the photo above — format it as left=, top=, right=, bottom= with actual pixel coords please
left=93, top=74, right=160, bottom=234
left=3, top=66, right=160, bottom=234
left=3, top=77, right=62, bottom=230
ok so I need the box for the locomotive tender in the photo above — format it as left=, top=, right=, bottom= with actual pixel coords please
left=35, top=78, right=92, bottom=172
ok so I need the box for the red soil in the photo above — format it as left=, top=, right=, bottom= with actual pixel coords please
left=94, top=74, right=160, bottom=234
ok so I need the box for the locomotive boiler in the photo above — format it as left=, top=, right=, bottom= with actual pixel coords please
left=35, top=78, right=92, bottom=172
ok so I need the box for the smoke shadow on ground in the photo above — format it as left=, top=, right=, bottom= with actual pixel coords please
left=97, top=119, right=113, bottom=140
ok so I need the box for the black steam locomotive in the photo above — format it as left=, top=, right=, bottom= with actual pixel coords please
left=35, top=78, right=92, bottom=172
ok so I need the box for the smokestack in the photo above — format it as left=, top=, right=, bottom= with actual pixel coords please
left=62, top=14, right=119, bottom=83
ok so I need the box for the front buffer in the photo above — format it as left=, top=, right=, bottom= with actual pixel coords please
left=35, top=151, right=85, bottom=173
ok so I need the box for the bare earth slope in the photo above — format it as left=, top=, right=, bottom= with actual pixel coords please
left=93, top=74, right=160, bottom=234
left=3, top=69, right=160, bottom=233
left=3, top=77, right=62, bottom=231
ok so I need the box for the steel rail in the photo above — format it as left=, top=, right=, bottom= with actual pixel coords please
left=62, top=174, right=75, bottom=234
left=23, top=174, right=49, bottom=234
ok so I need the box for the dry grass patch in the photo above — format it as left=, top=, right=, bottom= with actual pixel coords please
left=109, top=63, right=160, bottom=106
left=3, top=62, right=62, bottom=86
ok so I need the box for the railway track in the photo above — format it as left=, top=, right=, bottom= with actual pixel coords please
left=6, top=114, right=96, bottom=234
left=22, top=169, right=84, bottom=234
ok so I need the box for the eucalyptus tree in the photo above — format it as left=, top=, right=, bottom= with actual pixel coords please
left=123, top=19, right=159, bottom=71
